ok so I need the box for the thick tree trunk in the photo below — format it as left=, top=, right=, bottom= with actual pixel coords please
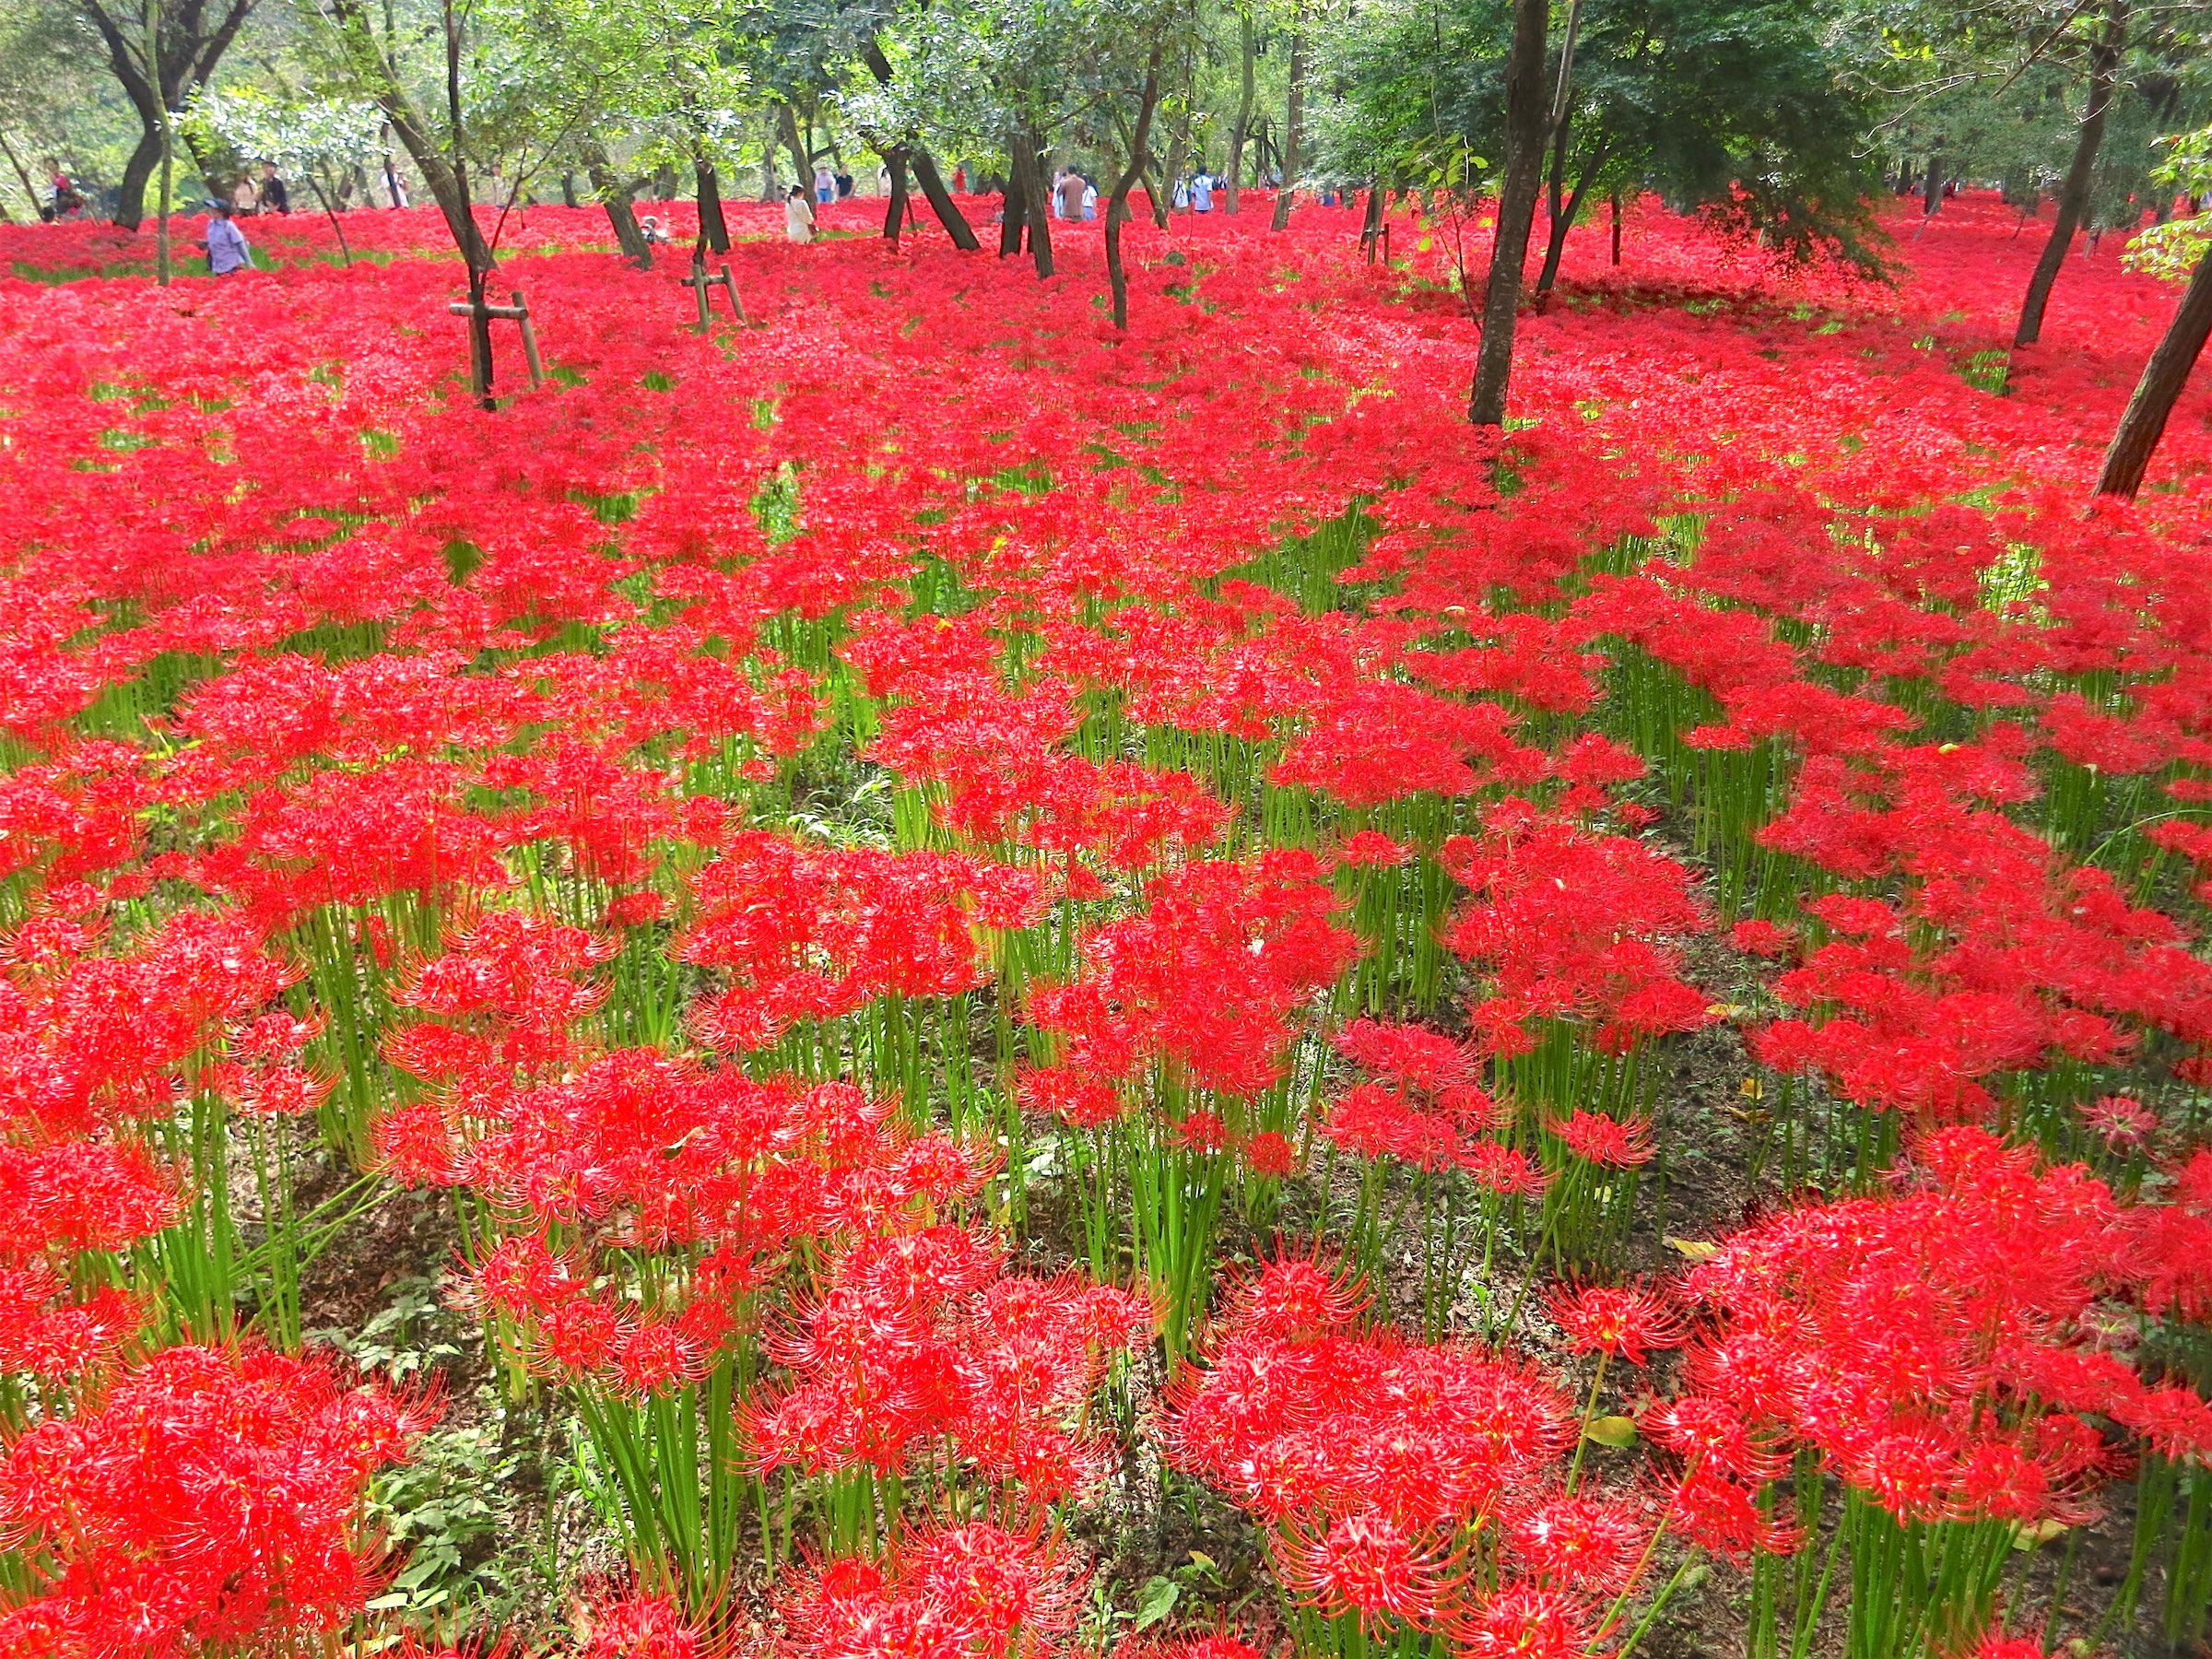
left=776, top=104, right=810, bottom=194
left=2098, top=243, right=2212, bottom=499
left=1226, top=6, right=1254, bottom=215
left=584, top=141, right=649, bottom=267
left=1018, top=130, right=1053, bottom=277
left=909, top=151, right=980, bottom=250
left=116, top=129, right=161, bottom=231
left=2015, top=0, right=2125, bottom=347
left=884, top=147, right=912, bottom=241
left=858, top=38, right=981, bottom=251
left=1108, top=50, right=1163, bottom=329
left=86, top=0, right=254, bottom=229
left=1269, top=17, right=1305, bottom=230
left=1468, top=0, right=1547, bottom=426
left=696, top=159, right=730, bottom=254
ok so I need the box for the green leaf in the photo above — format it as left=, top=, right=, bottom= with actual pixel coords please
left=1584, top=1415, right=1640, bottom=1449
left=1133, top=1575, right=1180, bottom=1631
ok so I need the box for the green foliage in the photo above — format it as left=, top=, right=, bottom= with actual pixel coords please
left=1312, top=0, right=1888, bottom=272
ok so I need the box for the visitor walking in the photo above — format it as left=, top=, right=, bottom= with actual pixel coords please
left=785, top=185, right=816, bottom=243
left=1081, top=179, right=1098, bottom=220
left=257, top=159, right=289, bottom=215
left=230, top=173, right=257, bottom=216
left=1053, top=168, right=1085, bottom=222
left=813, top=164, right=834, bottom=206
left=1193, top=171, right=1214, bottom=213
left=198, top=203, right=252, bottom=275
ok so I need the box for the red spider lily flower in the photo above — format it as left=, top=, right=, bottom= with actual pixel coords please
left=1544, top=1110, right=1655, bottom=1170
left=0, top=1345, right=436, bottom=1653
left=1275, top=1508, right=1460, bottom=1630
left=1547, top=1282, right=1688, bottom=1366
left=2079, top=1094, right=2157, bottom=1152
left=1502, top=1494, right=1648, bottom=1593
left=1241, top=1130, right=1299, bottom=1181
left=582, top=1589, right=702, bottom=1659
left=1457, top=1582, right=1599, bottom=1658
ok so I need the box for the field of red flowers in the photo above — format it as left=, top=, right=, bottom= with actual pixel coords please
left=2, top=187, right=2211, bottom=1659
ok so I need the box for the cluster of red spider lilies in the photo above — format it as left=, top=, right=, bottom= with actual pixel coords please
left=0, top=185, right=2207, bottom=1659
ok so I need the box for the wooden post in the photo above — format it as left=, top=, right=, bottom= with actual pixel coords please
left=512, top=289, right=545, bottom=388
left=689, top=258, right=712, bottom=330
left=444, top=294, right=543, bottom=396
left=719, top=262, right=748, bottom=325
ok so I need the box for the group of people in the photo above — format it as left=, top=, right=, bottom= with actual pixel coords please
left=225, top=160, right=290, bottom=218
left=1041, top=166, right=1226, bottom=222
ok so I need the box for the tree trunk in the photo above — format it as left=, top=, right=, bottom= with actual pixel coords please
left=1018, top=129, right=1053, bottom=277
left=583, top=145, right=645, bottom=267
left=148, top=0, right=171, bottom=285
left=584, top=141, right=649, bottom=267
left=1000, top=132, right=1030, bottom=255
left=1609, top=185, right=1621, bottom=264
left=884, top=147, right=911, bottom=241
left=1360, top=178, right=1384, bottom=259
left=696, top=159, right=730, bottom=253
left=1468, top=0, right=1547, bottom=426
left=2097, top=242, right=2212, bottom=499
left=1534, top=141, right=1606, bottom=301
left=1108, top=50, right=1163, bottom=329
left=320, top=0, right=492, bottom=275
left=776, top=104, right=810, bottom=194
left=2015, top=0, right=2126, bottom=347
left=858, top=37, right=981, bottom=250
left=1227, top=6, right=1254, bottom=215
left=1269, top=15, right=1305, bottom=230
left=909, top=151, right=980, bottom=250
left=116, top=128, right=160, bottom=232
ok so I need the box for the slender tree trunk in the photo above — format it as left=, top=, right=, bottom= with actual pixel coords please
left=1534, top=141, right=1606, bottom=301
left=0, top=132, right=42, bottom=216
left=143, top=0, right=172, bottom=282
left=1609, top=185, right=1621, bottom=264
left=1468, top=0, right=1547, bottom=426
left=1108, top=50, right=1163, bottom=329
left=1000, top=131, right=1030, bottom=255
left=322, top=0, right=492, bottom=274
left=2098, top=242, right=2212, bottom=499
left=696, top=159, right=730, bottom=253
left=1227, top=6, right=1254, bottom=215
left=1360, top=178, right=1384, bottom=259
left=2016, top=0, right=2126, bottom=347
left=1270, top=13, right=1305, bottom=230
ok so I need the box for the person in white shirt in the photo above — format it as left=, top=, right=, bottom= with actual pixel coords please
left=785, top=185, right=816, bottom=242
